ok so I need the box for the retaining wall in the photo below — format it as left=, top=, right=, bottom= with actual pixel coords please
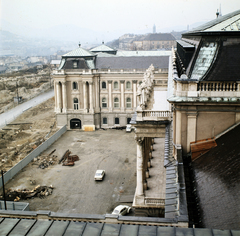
left=0, top=125, right=67, bottom=188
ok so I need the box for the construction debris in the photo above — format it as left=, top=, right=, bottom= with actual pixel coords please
left=62, top=155, right=80, bottom=166
left=32, top=149, right=58, bottom=169
left=58, top=149, right=71, bottom=164
left=59, top=150, right=79, bottom=166
left=0, top=185, right=54, bottom=202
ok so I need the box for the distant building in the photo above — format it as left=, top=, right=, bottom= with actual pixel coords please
left=131, top=33, right=176, bottom=50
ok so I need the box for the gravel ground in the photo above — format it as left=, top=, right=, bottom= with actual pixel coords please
left=3, top=129, right=137, bottom=215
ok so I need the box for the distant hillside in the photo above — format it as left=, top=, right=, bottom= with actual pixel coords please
left=0, top=30, right=76, bottom=57
left=107, top=31, right=184, bottom=50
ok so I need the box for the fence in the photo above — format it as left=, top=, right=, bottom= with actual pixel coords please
left=0, top=125, right=67, bottom=188
left=0, top=201, right=29, bottom=211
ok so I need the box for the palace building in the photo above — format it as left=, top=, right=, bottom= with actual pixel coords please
left=53, top=43, right=171, bottom=130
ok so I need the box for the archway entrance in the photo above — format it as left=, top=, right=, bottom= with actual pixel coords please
left=70, top=118, right=81, bottom=129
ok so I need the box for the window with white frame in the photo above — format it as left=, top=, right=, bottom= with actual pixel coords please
left=73, top=82, right=78, bottom=90
left=126, top=81, right=131, bottom=89
left=126, top=97, right=131, bottom=108
left=114, top=81, right=119, bottom=89
left=114, top=97, right=119, bottom=108
left=103, top=117, right=107, bottom=124
left=102, top=81, right=106, bottom=89
left=73, top=98, right=79, bottom=110
left=102, top=97, right=107, bottom=108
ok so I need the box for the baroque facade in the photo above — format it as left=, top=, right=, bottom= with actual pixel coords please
left=168, top=9, right=240, bottom=156
left=53, top=43, right=170, bottom=130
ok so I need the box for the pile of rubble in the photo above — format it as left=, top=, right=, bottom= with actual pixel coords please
left=32, top=149, right=58, bottom=169
left=1, top=185, right=54, bottom=202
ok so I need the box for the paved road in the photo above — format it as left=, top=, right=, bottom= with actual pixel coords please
left=0, top=89, right=54, bottom=129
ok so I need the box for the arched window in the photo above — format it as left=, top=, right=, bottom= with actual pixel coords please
left=73, top=98, right=78, bottom=110
left=115, top=117, right=119, bottom=124
left=103, top=117, right=107, bottom=124
left=126, top=81, right=131, bottom=89
left=73, top=82, right=78, bottom=90
left=102, top=81, right=106, bottom=89
left=126, top=97, right=131, bottom=108
left=114, top=97, right=119, bottom=108
left=102, top=97, right=107, bottom=108
left=114, top=81, right=119, bottom=89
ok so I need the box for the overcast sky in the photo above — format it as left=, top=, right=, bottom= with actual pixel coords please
left=1, top=0, right=240, bottom=42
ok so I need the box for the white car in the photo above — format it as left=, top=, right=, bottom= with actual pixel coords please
left=126, top=125, right=132, bottom=132
left=94, top=170, right=105, bottom=180
left=112, top=205, right=131, bottom=216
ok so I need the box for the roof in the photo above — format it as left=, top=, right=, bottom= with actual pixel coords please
left=90, top=43, right=117, bottom=52
left=0, top=216, right=239, bottom=235
left=176, top=40, right=195, bottom=49
left=96, top=56, right=169, bottom=69
left=96, top=50, right=171, bottom=57
left=144, top=33, right=176, bottom=41
left=192, top=123, right=240, bottom=229
left=63, top=46, right=96, bottom=58
left=187, top=9, right=240, bottom=33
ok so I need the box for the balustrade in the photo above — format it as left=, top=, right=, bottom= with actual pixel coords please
left=197, top=82, right=238, bottom=92
left=142, top=110, right=170, bottom=118
left=145, top=198, right=165, bottom=206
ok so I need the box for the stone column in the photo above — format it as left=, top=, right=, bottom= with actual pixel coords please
left=187, top=111, right=198, bottom=153
left=108, top=80, right=112, bottom=112
left=83, top=81, right=88, bottom=113
left=120, top=80, right=125, bottom=112
left=135, top=137, right=144, bottom=198
left=62, top=81, right=67, bottom=113
left=95, top=77, right=100, bottom=113
left=133, top=80, right=137, bottom=108
left=89, top=81, right=93, bottom=113
left=56, top=81, right=62, bottom=113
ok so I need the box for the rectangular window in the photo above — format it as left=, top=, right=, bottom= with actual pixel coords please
left=74, top=104, right=79, bottom=110
left=115, top=117, right=119, bottom=124
left=103, top=117, right=107, bottom=124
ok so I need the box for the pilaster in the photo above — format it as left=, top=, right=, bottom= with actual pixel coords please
left=89, top=81, right=94, bottom=113
left=83, top=81, right=88, bottom=113
left=56, top=81, right=62, bottom=113
left=108, top=80, right=112, bottom=112
left=120, top=80, right=125, bottom=112
left=62, top=81, right=67, bottom=113
left=133, top=80, right=137, bottom=108
left=187, top=110, right=198, bottom=153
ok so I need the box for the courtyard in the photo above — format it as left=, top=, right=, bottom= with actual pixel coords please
left=4, top=129, right=137, bottom=215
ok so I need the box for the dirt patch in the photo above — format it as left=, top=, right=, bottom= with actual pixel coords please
left=0, top=97, right=57, bottom=172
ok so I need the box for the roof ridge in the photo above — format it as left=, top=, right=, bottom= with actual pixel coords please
left=188, top=9, right=240, bottom=33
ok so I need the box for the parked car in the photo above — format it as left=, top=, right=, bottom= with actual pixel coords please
left=94, top=170, right=105, bottom=180
left=112, top=205, right=131, bottom=216
left=126, top=125, right=132, bottom=132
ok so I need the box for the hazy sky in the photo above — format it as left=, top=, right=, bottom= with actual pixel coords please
left=1, top=0, right=240, bottom=41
